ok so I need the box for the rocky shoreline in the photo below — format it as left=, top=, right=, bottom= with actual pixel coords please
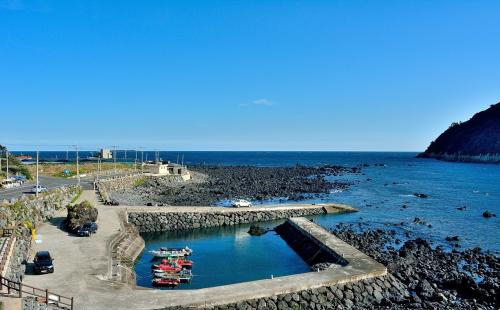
left=110, top=165, right=359, bottom=206
left=330, top=223, right=499, bottom=309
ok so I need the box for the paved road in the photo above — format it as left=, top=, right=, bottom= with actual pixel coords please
left=0, top=176, right=93, bottom=201
left=0, top=170, right=140, bottom=201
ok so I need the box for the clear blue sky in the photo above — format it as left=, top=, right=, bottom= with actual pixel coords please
left=1, top=0, right=499, bottom=151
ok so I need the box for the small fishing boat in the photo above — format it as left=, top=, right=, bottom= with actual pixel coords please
left=154, top=268, right=192, bottom=278
left=177, top=269, right=192, bottom=283
left=173, top=258, right=193, bottom=269
left=152, top=277, right=180, bottom=287
left=149, top=246, right=193, bottom=258
left=152, top=260, right=182, bottom=272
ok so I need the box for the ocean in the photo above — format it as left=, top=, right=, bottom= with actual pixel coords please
left=17, top=151, right=500, bottom=251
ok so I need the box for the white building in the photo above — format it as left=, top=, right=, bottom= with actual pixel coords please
left=100, top=149, right=113, bottom=159
left=145, top=163, right=190, bottom=180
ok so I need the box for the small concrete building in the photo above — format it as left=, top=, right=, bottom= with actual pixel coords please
left=100, top=149, right=113, bottom=159
left=145, top=162, right=190, bottom=179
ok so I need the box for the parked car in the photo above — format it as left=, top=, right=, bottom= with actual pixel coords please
left=14, top=175, right=27, bottom=184
left=77, top=221, right=98, bottom=237
left=34, top=251, right=54, bottom=274
left=31, top=185, right=47, bottom=193
left=1, top=179, right=21, bottom=189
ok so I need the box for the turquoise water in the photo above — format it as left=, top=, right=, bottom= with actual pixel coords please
left=129, top=152, right=499, bottom=289
left=136, top=221, right=310, bottom=289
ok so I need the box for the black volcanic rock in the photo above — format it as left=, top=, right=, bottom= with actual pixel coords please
left=482, top=210, right=496, bottom=218
left=419, top=103, right=500, bottom=163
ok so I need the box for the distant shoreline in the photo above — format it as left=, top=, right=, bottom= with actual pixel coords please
left=417, top=152, right=500, bottom=164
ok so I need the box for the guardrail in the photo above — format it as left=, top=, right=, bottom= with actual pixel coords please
left=0, top=275, right=74, bottom=310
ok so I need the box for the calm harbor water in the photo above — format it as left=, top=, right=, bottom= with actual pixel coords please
left=131, top=152, right=499, bottom=289
left=136, top=221, right=309, bottom=290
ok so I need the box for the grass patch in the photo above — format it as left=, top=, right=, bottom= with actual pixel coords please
left=70, top=189, right=83, bottom=204
left=133, top=177, right=147, bottom=187
left=29, top=162, right=135, bottom=178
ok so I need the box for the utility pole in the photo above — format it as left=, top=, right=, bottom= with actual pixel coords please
left=141, top=148, right=144, bottom=173
left=76, top=145, right=80, bottom=186
left=6, top=150, right=9, bottom=179
left=135, top=149, right=138, bottom=172
left=36, top=150, right=39, bottom=197
left=112, top=146, right=117, bottom=174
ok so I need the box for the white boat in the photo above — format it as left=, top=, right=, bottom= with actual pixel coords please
left=149, top=246, right=193, bottom=258
left=231, top=199, right=252, bottom=208
left=154, top=269, right=192, bottom=279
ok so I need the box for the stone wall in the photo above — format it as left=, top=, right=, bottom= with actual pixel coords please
left=128, top=207, right=329, bottom=232
left=1, top=186, right=80, bottom=282
left=96, top=173, right=143, bottom=203
left=22, top=296, right=68, bottom=310
left=158, top=274, right=409, bottom=310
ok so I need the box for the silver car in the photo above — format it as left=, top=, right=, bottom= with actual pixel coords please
left=31, top=185, right=47, bottom=193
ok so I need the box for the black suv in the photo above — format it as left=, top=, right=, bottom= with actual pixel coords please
left=34, top=251, right=54, bottom=274
left=77, top=221, right=98, bottom=237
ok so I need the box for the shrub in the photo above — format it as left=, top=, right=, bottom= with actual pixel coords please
left=66, top=200, right=98, bottom=232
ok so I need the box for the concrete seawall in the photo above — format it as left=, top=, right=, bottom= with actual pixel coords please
left=155, top=218, right=402, bottom=310
left=127, top=204, right=356, bottom=232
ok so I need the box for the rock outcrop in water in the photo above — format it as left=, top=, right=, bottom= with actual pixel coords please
left=332, top=224, right=499, bottom=309
left=419, top=103, right=500, bottom=163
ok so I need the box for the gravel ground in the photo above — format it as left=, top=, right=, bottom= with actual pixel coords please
left=109, top=165, right=360, bottom=206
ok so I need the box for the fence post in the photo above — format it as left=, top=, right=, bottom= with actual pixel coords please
left=45, top=289, right=49, bottom=305
left=18, top=281, right=22, bottom=297
left=71, top=297, right=74, bottom=310
left=0, top=275, right=3, bottom=291
left=7, top=280, right=11, bottom=295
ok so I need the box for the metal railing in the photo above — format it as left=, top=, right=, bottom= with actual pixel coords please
left=0, top=275, right=74, bottom=310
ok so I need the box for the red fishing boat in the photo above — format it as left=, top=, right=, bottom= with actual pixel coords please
left=152, top=259, right=182, bottom=272
left=174, top=258, right=193, bottom=269
left=152, top=277, right=180, bottom=287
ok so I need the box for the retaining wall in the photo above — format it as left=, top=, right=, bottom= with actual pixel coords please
left=96, top=174, right=143, bottom=203
left=1, top=186, right=80, bottom=282
left=158, top=274, right=409, bottom=310
left=108, top=210, right=145, bottom=285
left=127, top=204, right=353, bottom=232
left=155, top=218, right=403, bottom=310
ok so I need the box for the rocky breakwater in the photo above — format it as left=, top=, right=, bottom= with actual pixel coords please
left=128, top=204, right=355, bottom=232
left=111, top=165, right=360, bottom=206
left=96, top=173, right=144, bottom=203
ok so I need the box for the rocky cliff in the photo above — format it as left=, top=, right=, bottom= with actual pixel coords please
left=419, top=103, right=500, bottom=163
